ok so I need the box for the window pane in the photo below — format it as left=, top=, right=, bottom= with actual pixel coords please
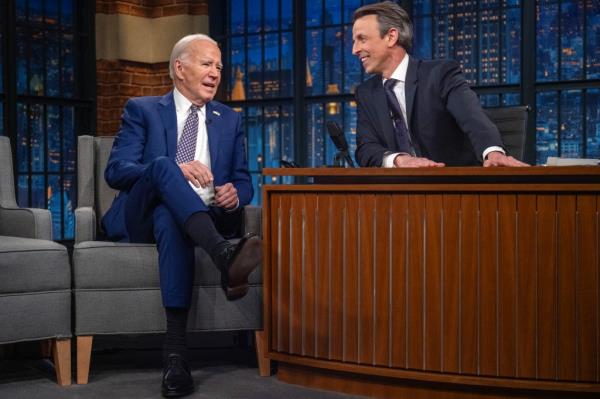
left=344, top=0, right=361, bottom=23
left=264, top=0, right=279, bottom=32
left=536, top=2, right=558, bottom=81
left=247, top=34, right=263, bottom=99
left=344, top=102, right=358, bottom=161
left=282, top=0, right=292, bottom=29
left=247, top=0, right=262, bottom=33
left=250, top=173, right=261, bottom=206
left=324, top=27, right=342, bottom=96
left=61, top=0, right=74, bottom=27
left=17, top=28, right=27, bottom=94
left=17, top=103, right=28, bottom=172
left=324, top=0, right=341, bottom=25
left=480, top=94, right=500, bottom=107
left=30, top=0, right=43, bottom=23
left=61, top=32, right=74, bottom=97
left=229, top=36, right=246, bottom=100
left=307, top=103, right=324, bottom=167
left=586, top=89, right=600, bottom=158
left=264, top=33, right=279, bottom=98
left=344, top=26, right=361, bottom=93
left=502, top=6, right=521, bottom=84
left=47, top=105, right=60, bottom=172
left=560, top=90, right=583, bottom=157
left=454, top=10, right=478, bottom=84
left=45, top=0, right=59, bottom=21
left=586, top=1, right=600, bottom=78
left=281, top=105, right=294, bottom=166
left=414, top=0, right=433, bottom=15
left=48, top=174, right=62, bottom=239
left=536, top=91, right=558, bottom=164
left=560, top=0, right=584, bottom=80
left=306, top=29, right=324, bottom=95
left=281, top=32, right=293, bottom=97
left=434, top=13, right=454, bottom=60
left=230, top=0, right=245, bottom=34
left=17, top=175, right=28, bottom=208
left=307, top=0, right=323, bottom=27
left=46, top=30, right=60, bottom=96
left=31, top=174, right=45, bottom=209
left=502, top=93, right=521, bottom=106
left=325, top=103, right=343, bottom=166
left=63, top=107, right=76, bottom=173
left=246, top=106, right=262, bottom=172
left=480, top=9, right=500, bottom=85
left=30, top=34, right=46, bottom=95
left=30, top=104, right=45, bottom=173
left=63, top=173, right=76, bottom=240
left=264, top=106, right=280, bottom=168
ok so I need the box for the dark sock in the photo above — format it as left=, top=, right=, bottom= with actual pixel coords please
left=163, top=307, right=189, bottom=361
left=183, top=212, right=229, bottom=259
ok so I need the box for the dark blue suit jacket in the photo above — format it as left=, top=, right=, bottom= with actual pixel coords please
left=102, top=91, right=253, bottom=241
left=355, top=58, right=504, bottom=167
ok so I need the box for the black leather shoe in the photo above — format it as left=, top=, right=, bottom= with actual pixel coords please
left=161, top=354, right=194, bottom=398
left=216, top=233, right=262, bottom=301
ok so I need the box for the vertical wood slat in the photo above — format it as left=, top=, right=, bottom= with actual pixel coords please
left=407, top=194, right=425, bottom=370
left=315, top=194, right=330, bottom=359
left=374, top=195, right=391, bottom=367
left=344, top=194, right=360, bottom=363
left=269, top=193, right=280, bottom=353
left=359, top=195, right=376, bottom=365
left=460, top=194, right=478, bottom=375
left=498, top=194, right=517, bottom=377
left=330, top=194, right=344, bottom=361
left=479, top=194, right=499, bottom=376
left=390, top=194, right=408, bottom=369
left=537, top=195, right=558, bottom=380
left=303, top=194, right=317, bottom=357
left=577, top=195, right=598, bottom=381
left=424, top=194, right=442, bottom=371
left=289, top=194, right=304, bottom=355
left=517, top=194, right=537, bottom=378
left=442, top=194, right=460, bottom=373
left=557, top=195, right=577, bottom=381
left=276, top=194, right=291, bottom=353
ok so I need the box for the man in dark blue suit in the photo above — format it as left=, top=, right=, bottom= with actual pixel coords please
left=102, top=34, right=261, bottom=397
left=352, top=1, right=529, bottom=168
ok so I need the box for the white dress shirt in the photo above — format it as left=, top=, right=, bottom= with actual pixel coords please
left=173, top=88, right=215, bottom=206
left=381, top=55, right=504, bottom=168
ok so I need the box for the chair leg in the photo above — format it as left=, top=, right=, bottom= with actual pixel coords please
left=76, top=336, right=93, bottom=384
left=52, top=338, right=72, bottom=386
left=254, top=330, right=271, bottom=376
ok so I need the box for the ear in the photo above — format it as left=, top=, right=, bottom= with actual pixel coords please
left=174, top=59, right=185, bottom=80
left=386, top=28, right=399, bottom=48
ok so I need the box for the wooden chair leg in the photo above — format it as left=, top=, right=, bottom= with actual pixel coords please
left=52, top=338, right=72, bottom=386
left=76, top=336, right=93, bottom=384
left=254, top=330, right=271, bottom=376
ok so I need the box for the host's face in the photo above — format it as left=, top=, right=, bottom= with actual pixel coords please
left=352, top=14, right=398, bottom=76
left=174, top=40, right=222, bottom=106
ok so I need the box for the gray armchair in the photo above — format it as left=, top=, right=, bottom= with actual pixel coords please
left=73, top=135, right=269, bottom=384
left=0, top=136, right=72, bottom=385
left=484, top=105, right=530, bottom=161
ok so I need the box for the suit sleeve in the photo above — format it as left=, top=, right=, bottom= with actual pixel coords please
left=439, top=61, right=503, bottom=161
left=229, top=111, right=253, bottom=207
left=104, top=99, right=150, bottom=191
left=354, top=85, right=389, bottom=167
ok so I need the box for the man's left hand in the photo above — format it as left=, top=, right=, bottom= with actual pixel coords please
left=483, top=151, right=529, bottom=167
left=214, top=183, right=239, bottom=210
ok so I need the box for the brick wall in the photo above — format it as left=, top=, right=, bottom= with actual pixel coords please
left=95, top=0, right=208, bottom=135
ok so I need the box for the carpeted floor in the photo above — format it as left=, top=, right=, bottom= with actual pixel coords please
left=0, top=334, right=366, bottom=399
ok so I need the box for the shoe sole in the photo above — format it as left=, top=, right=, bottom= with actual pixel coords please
left=226, top=236, right=262, bottom=300
left=162, top=386, right=194, bottom=398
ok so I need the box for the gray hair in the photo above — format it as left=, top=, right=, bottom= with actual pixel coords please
left=353, top=1, right=413, bottom=52
left=169, top=34, right=218, bottom=79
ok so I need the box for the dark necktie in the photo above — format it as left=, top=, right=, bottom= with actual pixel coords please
left=383, top=79, right=413, bottom=154
left=175, top=104, right=201, bottom=163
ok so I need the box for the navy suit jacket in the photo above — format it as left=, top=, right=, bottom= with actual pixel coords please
left=102, top=91, right=253, bottom=241
left=355, top=58, right=504, bottom=167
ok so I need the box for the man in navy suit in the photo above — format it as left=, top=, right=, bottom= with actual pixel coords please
left=102, top=34, right=261, bottom=397
left=352, top=1, right=528, bottom=168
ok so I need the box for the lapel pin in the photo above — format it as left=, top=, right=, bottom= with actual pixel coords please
left=212, top=110, right=221, bottom=116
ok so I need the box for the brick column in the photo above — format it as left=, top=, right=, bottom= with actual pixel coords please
left=96, top=0, right=209, bottom=135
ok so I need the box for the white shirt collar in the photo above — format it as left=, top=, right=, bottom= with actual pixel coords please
left=173, top=87, right=205, bottom=115
left=384, top=54, right=410, bottom=84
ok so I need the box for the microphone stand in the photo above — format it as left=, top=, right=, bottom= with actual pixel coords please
left=333, top=150, right=355, bottom=168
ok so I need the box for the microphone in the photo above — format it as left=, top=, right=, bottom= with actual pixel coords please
left=326, top=121, right=355, bottom=167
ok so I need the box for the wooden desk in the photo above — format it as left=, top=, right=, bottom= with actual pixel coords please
left=262, top=167, right=600, bottom=398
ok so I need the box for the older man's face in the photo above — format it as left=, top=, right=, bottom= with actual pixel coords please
left=174, top=40, right=222, bottom=106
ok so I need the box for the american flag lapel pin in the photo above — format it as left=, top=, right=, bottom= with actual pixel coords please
left=213, top=110, right=221, bottom=116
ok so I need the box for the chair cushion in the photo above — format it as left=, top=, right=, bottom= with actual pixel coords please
left=0, top=236, right=70, bottom=294
left=73, top=241, right=262, bottom=289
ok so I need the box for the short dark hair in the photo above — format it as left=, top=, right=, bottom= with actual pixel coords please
left=353, top=1, right=413, bottom=51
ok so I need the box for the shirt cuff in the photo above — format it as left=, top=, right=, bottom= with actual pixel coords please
left=383, top=152, right=402, bottom=168
left=483, top=146, right=505, bottom=160
left=225, top=198, right=240, bottom=213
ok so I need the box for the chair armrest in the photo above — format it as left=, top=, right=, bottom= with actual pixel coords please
left=0, top=206, right=52, bottom=240
left=243, top=205, right=262, bottom=237
left=75, top=206, right=97, bottom=243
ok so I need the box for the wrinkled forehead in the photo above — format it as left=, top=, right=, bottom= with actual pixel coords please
left=185, top=39, right=222, bottom=61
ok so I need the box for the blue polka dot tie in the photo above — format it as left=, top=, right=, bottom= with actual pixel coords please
left=175, top=104, right=200, bottom=163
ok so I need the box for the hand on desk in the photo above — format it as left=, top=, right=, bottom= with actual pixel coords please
left=483, top=151, right=530, bottom=167
left=179, top=160, right=213, bottom=188
left=393, top=154, right=445, bottom=168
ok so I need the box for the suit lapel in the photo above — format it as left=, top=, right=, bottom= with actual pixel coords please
left=371, top=78, right=399, bottom=149
left=206, top=102, right=220, bottom=168
left=405, top=57, right=419, bottom=130
left=158, top=92, right=178, bottom=158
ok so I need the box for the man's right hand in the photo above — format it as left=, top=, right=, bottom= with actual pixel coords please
left=393, top=154, right=445, bottom=168
left=179, top=160, right=213, bottom=188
